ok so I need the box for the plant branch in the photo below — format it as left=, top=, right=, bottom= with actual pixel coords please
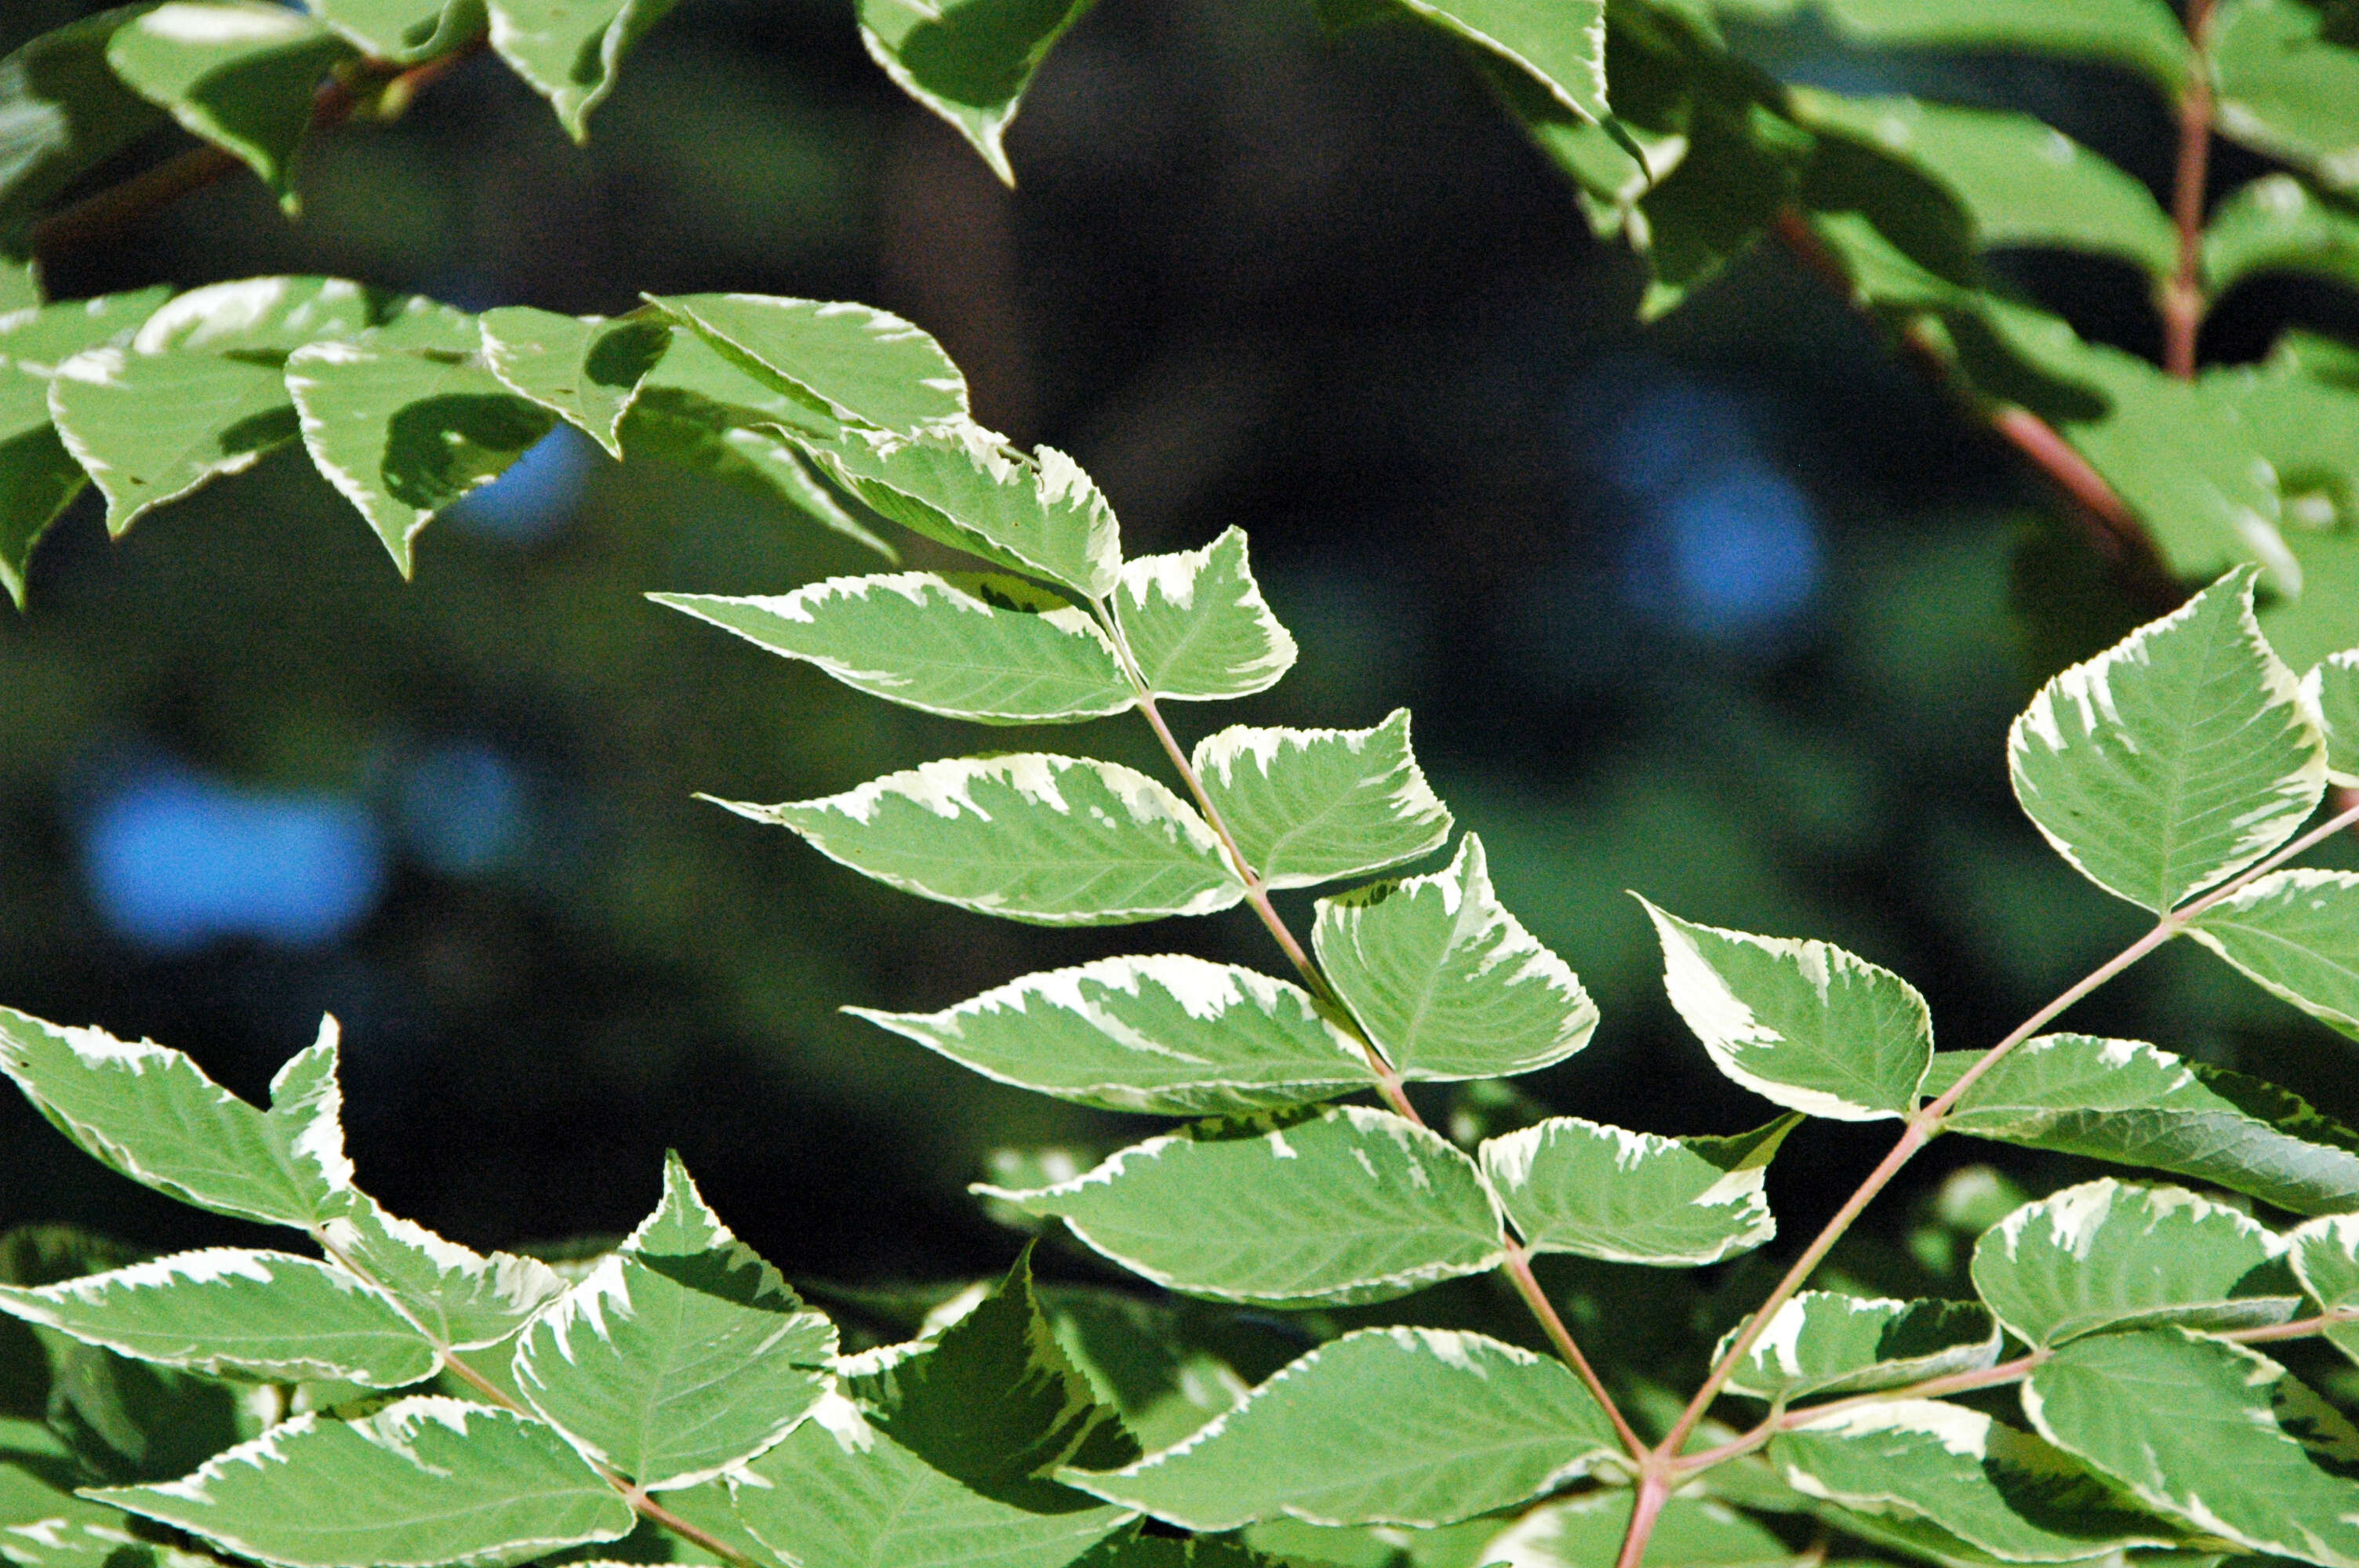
left=28, top=39, right=485, bottom=268
left=2164, top=0, right=2217, bottom=379
left=1500, top=1240, right=1648, bottom=1458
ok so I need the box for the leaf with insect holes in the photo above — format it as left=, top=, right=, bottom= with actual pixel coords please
left=486, top=0, right=681, bottom=142
left=1715, top=1291, right=2001, bottom=1403
left=1774, top=1399, right=2189, bottom=1564
left=715, top=754, right=1244, bottom=926
left=0, top=1249, right=434, bottom=1387
left=90, top=1398, right=633, bottom=1568
left=1314, top=834, right=1597, bottom=1082
left=652, top=573, right=1135, bottom=725
left=0, top=1008, right=351, bottom=1229
left=2310, top=651, right=2359, bottom=786
left=104, top=4, right=355, bottom=205
left=1059, top=1327, right=1621, bottom=1530
left=1923, top=1034, right=2359, bottom=1216
left=1972, top=1179, right=2299, bottom=1348
left=647, top=293, right=966, bottom=434
left=846, top=954, right=1372, bottom=1115
left=1640, top=901, right=1932, bottom=1122
left=1112, top=528, right=1296, bottom=701
left=977, top=1106, right=1506, bottom=1307
left=2188, top=869, right=2359, bottom=1040
left=1192, top=712, right=1451, bottom=890
left=2007, top=568, right=2327, bottom=912
left=1479, top=1114, right=1798, bottom=1266
left=512, top=1154, right=834, bottom=1491
left=319, top=1192, right=566, bottom=1352
left=479, top=308, right=667, bottom=458
left=2026, top=1330, right=2359, bottom=1565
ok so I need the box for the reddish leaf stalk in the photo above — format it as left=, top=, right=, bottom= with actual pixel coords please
left=2165, top=0, right=2218, bottom=379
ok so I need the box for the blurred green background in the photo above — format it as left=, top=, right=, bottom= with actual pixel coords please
left=2, top=0, right=2354, bottom=1326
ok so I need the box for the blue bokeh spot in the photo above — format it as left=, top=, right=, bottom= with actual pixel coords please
left=399, top=742, right=526, bottom=877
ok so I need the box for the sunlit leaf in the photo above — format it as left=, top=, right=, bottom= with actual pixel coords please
left=2206, top=173, right=2359, bottom=296
left=1392, top=0, right=1607, bottom=125
left=648, top=292, right=965, bottom=435
left=1809, top=0, right=2193, bottom=95
left=2188, top=869, right=2359, bottom=1039
left=486, top=0, right=680, bottom=141
left=1717, top=1291, right=2000, bottom=1403
left=104, top=3, right=354, bottom=205
left=2314, top=650, right=2359, bottom=784
left=1193, top=712, right=1450, bottom=890
left=1480, top=1113, right=1797, bottom=1266
left=319, top=1192, right=565, bottom=1352
left=479, top=307, right=665, bottom=458
left=1112, top=528, right=1296, bottom=701
left=311, top=0, right=485, bottom=65
left=2214, top=0, right=2359, bottom=196
left=858, top=0, right=1097, bottom=183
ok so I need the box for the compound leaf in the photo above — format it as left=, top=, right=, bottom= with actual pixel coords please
left=1775, top=1400, right=2186, bottom=1564
left=976, top=1106, right=1506, bottom=1307
left=485, top=0, right=679, bottom=141
left=2213, top=0, right=2359, bottom=197
left=1313, top=835, right=1596, bottom=1082
left=859, top=0, right=1097, bottom=183
left=287, top=336, right=558, bottom=576
left=846, top=954, right=1371, bottom=1114
left=1479, top=1113, right=1797, bottom=1266
left=1111, top=528, right=1296, bottom=701
left=1717, top=1291, right=2001, bottom=1403
left=1971, top=1179, right=2298, bottom=1347
left=2187, top=869, right=2359, bottom=1039
left=0, top=1008, right=351, bottom=1230
left=1192, top=712, right=1451, bottom=890
left=1393, top=0, right=1608, bottom=125
left=647, top=293, right=965, bottom=435
left=2026, top=1329, right=2359, bottom=1566
left=2310, top=651, right=2359, bottom=784
left=652, top=573, right=1134, bottom=725
left=0, top=10, right=169, bottom=251
left=514, top=1154, right=834, bottom=1491
left=91, top=1398, right=634, bottom=1568
left=715, top=755, right=1243, bottom=926
left=104, top=4, right=354, bottom=205
left=1925, top=1034, right=2359, bottom=1215
left=2007, top=567, right=2326, bottom=912
left=0, top=1250, right=434, bottom=1387
left=1640, top=902, right=1932, bottom=1122
left=479, top=307, right=665, bottom=457
left=318, top=1193, right=566, bottom=1352
left=2206, top=173, right=2359, bottom=296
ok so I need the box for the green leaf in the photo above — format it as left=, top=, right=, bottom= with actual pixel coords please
left=1392, top=0, right=1608, bottom=125
left=2206, top=174, right=2359, bottom=296
left=647, top=293, right=966, bottom=434
left=1039, top=1290, right=1270, bottom=1453
left=733, top=1254, right=1134, bottom=1568
left=479, top=307, right=666, bottom=458
left=1474, top=1491, right=1794, bottom=1568
left=714, top=755, right=1244, bottom=926
left=1192, top=712, right=1451, bottom=890
left=0, top=265, right=33, bottom=317
left=2214, top=0, right=2359, bottom=196
left=1060, top=1327, right=1619, bottom=1530
left=2026, top=1329, right=2359, bottom=1565
left=0, top=1007, right=351, bottom=1229
left=0, top=9, right=170, bottom=252
left=2187, top=869, right=2359, bottom=1039
left=652, top=573, right=1135, bottom=725
left=513, top=1153, right=835, bottom=1490
left=2007, top=567, right=2327, bottom=913
left=846, top=954, right=1371, bottom=1114
left=2289, top=1212, right=2359, bottom=1366
left=93, top=1396, right=634, bottom=1567
left=286, top=335, right=558, bottom=576
left=318, top=1193, right=565, bottom=1352
left=1810, top=0, right=2193, bottom=96
left=976, top=1106, right=1507, bottom=1307
left=104, top=4, right=354, bottom=206
left=1774, top=1400, right=2186, bottom=1564
left=1479, top=1113, right=1798, bottom=1266
left=0, top=1249, right=433, bottom=1387
left=1717, top=1291, right=2001, bottom=1403
left=1312, top=834, right=1598, bottom=1082
left=0, top=287, right=169, bottom=606
left=1110, top=528, right=1296, bottom=701
left=485, top=0, right=680, bottom=141
left=800, top=423, right=1121, bottom=599
left=1925, top=1034, right=2359, bottom=1216
left=858, top=0, right=1097, bottom=184
left=1971, top=1178, right=2298, bottom=1347
left=1640, top=902, right=1932, bottom=1123
left=311, top=0, right=485, bottom=64
left=1785, top=91, right=2176, bottom=276
left=1071, top=1529, right=1285, bottom=1568
left=2310, top=651, right=2359, bottom=785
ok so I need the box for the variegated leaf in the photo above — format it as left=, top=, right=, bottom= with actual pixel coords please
left=479, top=307, right=666, bottom=458
left=2188, top=869, right=2359, bottom=1039
left=318, top=1193, right=566, bottom=1352
left=2310, top=650, right=2359, bottom=786
left=1479, top=1114, right=1797, bottom=1266
left=1112, top=528, right=1296, bottom=701
left=647, top=292, right=966, bottom=434
left=2290, top=1212, right=2359, bottom=1366
left=1192, top=711, right=1450, bottom=889
left=1717, top=1291, right=2001, bottom=1403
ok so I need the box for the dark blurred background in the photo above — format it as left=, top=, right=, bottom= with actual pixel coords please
left=3, top=0, right=2354, bottom=1328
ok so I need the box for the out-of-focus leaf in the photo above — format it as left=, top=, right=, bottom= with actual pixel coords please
left=2214, top=0, right=2359, bottom=196
left=0, top=8, right=169, bottom=252
left=1475, top=1491, right=1794, bottom=1568
left=311, top=0, right=483, bottom=65
left=104, top=3, right=354, bottom=205
left=1394, top=0, right=1608, bottom=125
left=2206, top=173, right=2359, bottom=296
left=2313, top=649, right=2359, bottom=784
left=1810, top=0, right=2193, bottom=96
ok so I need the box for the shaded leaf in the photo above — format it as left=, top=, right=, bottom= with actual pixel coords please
left=104, top=4, right=353, bottom=205
left=1111, top=528, right=1296, bottom=701
left=1475, top=1491, right=1794, bottom=1568
left=50, top=350, right=293, bottom=533
left=480, top=307, right=665, bottom=457
left=2214, top=0, right=2359, bottom=196
left=1314, top=834, right=1595, bottom=1082
left=714, top=755, right=1243, bottom=926
left=311, top=0, right=485, bottom=64
left=1717, top=1290, right=2001, bottom=1403
left=1393, top=0, right=1607, bottom=124
left=976, top=1106, right=1506, bottom=1307
left=2206, top=173, right=2359, bottom=296
left=1480, top=1112, right=1797, bottom=1266
left=486, top=0, right=680, bottom=141
left=2188, top=869, right=2359, bottom=1039
left=858, top=0, right=1097, bottom=183
left=1809, top=0, right=2192, bottom=95
left=1193, top=711, right=1451, bottom=890
left=847, top=954, right=1370, bottom=1115
left=2314, top=650, right=2359, bottom=784
left=2291, top=1212, right=2359, bottom=1365
left=0, top=9, right=169, bottom=252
